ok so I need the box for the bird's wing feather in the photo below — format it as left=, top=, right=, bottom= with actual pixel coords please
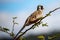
left=24, top=11, right=42, bottom=26
left=29, top=11, right=42, bottom=22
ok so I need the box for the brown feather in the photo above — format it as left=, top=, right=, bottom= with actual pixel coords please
left=24, top=10, right=43, bottom=26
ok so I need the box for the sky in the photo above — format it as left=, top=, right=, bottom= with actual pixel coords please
left=0, top=0, right=60, bottom=37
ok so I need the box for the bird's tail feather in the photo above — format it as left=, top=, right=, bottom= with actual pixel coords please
left=14, top=25, right=25, bottom=40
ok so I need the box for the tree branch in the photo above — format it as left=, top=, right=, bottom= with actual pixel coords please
left=15, top=7, right=60, bottom=40
left=0, top=17, right=18, bottom=38
left=0, top=27, right=11, bottom=36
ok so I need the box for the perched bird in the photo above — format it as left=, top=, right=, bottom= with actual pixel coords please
left=14, top=5, right=44, bottom=39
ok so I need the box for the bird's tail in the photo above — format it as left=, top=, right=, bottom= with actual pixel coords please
left=14, top=25, right=25, bottom=40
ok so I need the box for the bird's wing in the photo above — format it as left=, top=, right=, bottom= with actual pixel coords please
left=25, top=11, right=37, bottom=25
left=24, top=11, right=42, bottom=26
left=29, top=11, right=42, bottom=22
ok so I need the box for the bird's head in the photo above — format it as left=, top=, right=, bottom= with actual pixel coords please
left=37, top=5, right=44, bottom=11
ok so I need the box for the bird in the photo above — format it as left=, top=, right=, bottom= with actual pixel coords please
left=14, top=5, right=44, bottom=39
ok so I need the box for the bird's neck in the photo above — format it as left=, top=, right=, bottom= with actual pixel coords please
left=37, top=10, right=43, bottom=12
left=37, top=9, right=43, bottom=11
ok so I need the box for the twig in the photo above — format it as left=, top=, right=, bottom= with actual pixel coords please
left=11, top=19, right=15, bottom=36
left=15, top=7, right=60, bottom=40
left=0, top=28, right=11, bottom=36
left=11, top=17, right=18, bottom=37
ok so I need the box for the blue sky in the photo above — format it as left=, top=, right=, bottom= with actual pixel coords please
left=0, top=0, right=60, bottom=37
left=0, top=0, right=60, bottom=13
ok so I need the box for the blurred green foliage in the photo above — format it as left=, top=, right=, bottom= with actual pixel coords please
left=42, top=23, right=48, bottom=27
left=3, top=27, right=9, bottom=31
left=19, top=33, right=60, bottom=40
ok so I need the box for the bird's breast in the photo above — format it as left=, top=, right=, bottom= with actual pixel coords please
left=36, top=14, right=43, bottom=18
left=36, top=11, right=43, bottom=19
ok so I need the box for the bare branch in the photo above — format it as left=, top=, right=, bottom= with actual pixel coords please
left=11, top=17, right=18, bottom=37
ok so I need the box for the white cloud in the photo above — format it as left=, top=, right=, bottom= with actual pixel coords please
left=0, top=12, right=13, bottom=32
left=0, top=6, right=60, bottom=37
